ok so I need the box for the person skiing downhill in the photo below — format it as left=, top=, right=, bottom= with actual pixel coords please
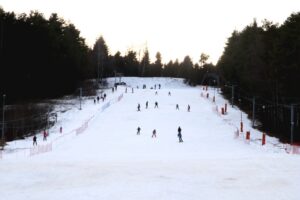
left=137, top=127, right=141, bottom=135
left=154, top=102, right=158, bottom=108
left=33, top=135, right=37, bottom=146
left=152, top=129, right=157, bottom=138
left=146, top=101, right=148, bottom=109
left=43, top=130, right=47, bottom=141
left=187, top=104, right=190, bottom=112
left=137, top=103, right=141, bottom=111
left=176, top=104, right=179, bottom=110
left=177, top=126, right=183, bottom=142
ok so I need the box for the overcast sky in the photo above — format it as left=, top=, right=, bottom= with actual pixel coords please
left=1, top=0, right=299, bottom=64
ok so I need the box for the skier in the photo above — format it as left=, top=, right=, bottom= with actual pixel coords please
left=132, top=88, right=134, bottom=93
left=43, top=130, right=47, bottom=141
left=146, top=101, right=148, bottom=109
left=97, top=96, right=100, bottom=103
left=94, top=99, right=96, bottom=104
left=33, top=135, right=37, bottom=146
left=168, top=91, right=171, bottom=96
left=159, top=84, right=161, bottom=89
left=125, top=87, right=127, bottom=93
left=103, top=93, right=107, bottom=100
left=137, top=127, right=141, bottom=135
left=154, top=85, right=156, bottom=90
left=155, top=91, right=158, bottom=95
left=152, top=129, right=157, bottom=138
left=177, top=126, right=183, bottom=142
left=137, top=103, right=141, bottom=111
left=154, top=101, right=158, bottom=108
left=112, top=87, right=114, bottom=93
left=187, top=104, right=190, bottom=112
left=176, top=104, right=179, bottom=110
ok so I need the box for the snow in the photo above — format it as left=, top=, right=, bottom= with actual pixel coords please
left=1, top=77, right=299, bottom=200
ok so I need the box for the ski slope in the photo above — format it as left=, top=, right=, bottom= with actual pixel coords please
left=1, top=77, right=299, bottom=200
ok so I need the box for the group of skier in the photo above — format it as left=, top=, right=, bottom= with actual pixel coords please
left=138, top=102, right=190, bottom=112
left=136, top=126, right=183, bottom=142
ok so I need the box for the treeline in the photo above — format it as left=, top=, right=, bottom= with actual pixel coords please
left=0, top=7, right=213, bottom=104
left=0, top=8, right=93, bottom=103
left=90, top=36, right=214, bottom=86
left=217, top=12, right=300, bottom=143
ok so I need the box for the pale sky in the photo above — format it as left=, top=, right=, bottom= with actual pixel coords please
left=1, top=0, right=299, bottom=64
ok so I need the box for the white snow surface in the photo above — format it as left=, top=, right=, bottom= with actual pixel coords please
left=1, top=77, right=299, bottom=200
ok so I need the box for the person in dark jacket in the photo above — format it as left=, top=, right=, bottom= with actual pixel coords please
left=152, top=129, right=157, bottom=138
left=137, top=127, right=141, bottom=135
left=33, top=135, right=37, bottom=146
left=137, top=103, right=141, bottom=111
left=177, top=126, right=183, bottom=142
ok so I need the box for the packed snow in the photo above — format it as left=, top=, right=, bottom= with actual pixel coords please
left=0, top=77, right=299, bottom=200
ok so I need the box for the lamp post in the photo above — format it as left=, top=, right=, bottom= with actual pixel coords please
left=2, top=94, right=6, bottom=141
left=79, top=88, right=82, bottom=110
left=213, top=80, right=216, bottom=102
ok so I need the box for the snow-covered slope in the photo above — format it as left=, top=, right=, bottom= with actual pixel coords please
left=0, top=77, right=299, bottom=200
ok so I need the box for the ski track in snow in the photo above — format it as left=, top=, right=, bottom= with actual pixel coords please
left=0, top=77, right=299, bottom=200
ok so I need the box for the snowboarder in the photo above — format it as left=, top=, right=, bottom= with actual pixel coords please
left=177, top=126, right=183, bottom=142
left=146, top=101, right=148, bottom=109
left=176, top=104, right=179, bottom=110
left=152, top=129, right=157, bottom=138
left=43, top=130, right=47, bottom=141
left=154, top=101, right=158, bottom=108
left=137, top=103, right=141, bottom=111
left=33, top=135, right=37, bottom=146
left=187, top=104, right=190, bottom=112
left=137, top=127, right=141, bottom=135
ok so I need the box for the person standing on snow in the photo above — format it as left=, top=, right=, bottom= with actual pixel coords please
left=137, top=127, right=141, bottom=135
left=137, top=103, right=141, bottom=111
left=33, top=135, right=37, bottom=146
left=177, top=126, right=183, bottom=143
left=152, top=129, right=157, bottom=138
left=43, top=130, right=47, bottom=141
left=154, top=101, right=158, bottom=108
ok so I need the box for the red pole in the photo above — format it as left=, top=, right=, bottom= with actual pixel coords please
left=246, top=131, right=250, bottom=140
left=262, top=133, right=266, bottom=145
